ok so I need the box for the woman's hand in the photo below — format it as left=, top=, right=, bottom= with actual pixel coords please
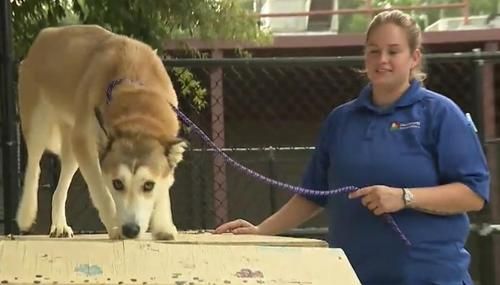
left=214, top=219, right=261, bottom=234
left=348, top=185, right=405, bottom=215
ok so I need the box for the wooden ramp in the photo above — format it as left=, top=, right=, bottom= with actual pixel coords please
left=0, top=232, right=360, bottom=285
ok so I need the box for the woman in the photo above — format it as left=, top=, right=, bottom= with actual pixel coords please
left=215, top=9, right=489, bottom=285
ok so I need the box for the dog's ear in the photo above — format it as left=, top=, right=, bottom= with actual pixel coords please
left=164, top=138, right=188, bottom=169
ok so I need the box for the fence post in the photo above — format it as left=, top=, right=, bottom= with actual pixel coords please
left=482, top=43, right=500, bottom=285
left=473, top=46, right=500, bottom=284
left=473, top=57, right=492, bottom=285
left=0, top=0, right=21, bottom=235
left=210, top=49, right=228, bottom=227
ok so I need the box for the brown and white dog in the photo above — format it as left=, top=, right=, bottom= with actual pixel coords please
left=16, top=25, right=187, bottom=240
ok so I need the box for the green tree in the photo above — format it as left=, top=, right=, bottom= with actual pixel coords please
left=11, top=0, right=269, bottom=110
left=12, top=0, right=268, bottom=56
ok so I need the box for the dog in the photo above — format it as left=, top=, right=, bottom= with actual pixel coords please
left=15, top=24, right=187, bottom=240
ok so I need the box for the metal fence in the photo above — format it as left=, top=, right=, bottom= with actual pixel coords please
left=166, top=51, right=500, bottom=224
left=1, top=51, right=500, bottom=283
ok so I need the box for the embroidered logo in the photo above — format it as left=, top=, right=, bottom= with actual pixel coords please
left=390, top=121, right=420, bottom=131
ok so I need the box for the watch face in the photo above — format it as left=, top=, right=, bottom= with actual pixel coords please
left=403, top=189, right=412, bottom=203
left=405, top=190, right=414, bottom=204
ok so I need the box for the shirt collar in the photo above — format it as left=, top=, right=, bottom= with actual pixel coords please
left=353, top=79, right=424, bottom=114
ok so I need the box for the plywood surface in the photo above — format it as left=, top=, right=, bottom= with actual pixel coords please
left=0, top=234, right=360, bottom=285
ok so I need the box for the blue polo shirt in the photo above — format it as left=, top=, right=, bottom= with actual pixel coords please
left=301, top=80, right=490, bottom=285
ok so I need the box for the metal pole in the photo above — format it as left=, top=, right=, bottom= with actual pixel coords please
left=0, top=0, right=21, bottom=235
left=473, top=58, right=485, bottom=142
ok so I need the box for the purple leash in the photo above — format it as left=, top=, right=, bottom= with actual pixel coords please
left=171, top=104, right=411, bottom=246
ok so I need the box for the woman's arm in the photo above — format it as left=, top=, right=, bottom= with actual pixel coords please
left=257, top=194, right=323, bottom=235
left=407, top=182, right=484, bottom=215
left=348, top=182, right=485, bottom=216
left=214, top=194, right=322, bottom=235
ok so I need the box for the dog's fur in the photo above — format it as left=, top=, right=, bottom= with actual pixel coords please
left=16, top=25, right=187, bottom=240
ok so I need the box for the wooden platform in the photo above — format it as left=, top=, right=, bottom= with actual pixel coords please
left=0, top=232, right=360, bottom=285
left=3, top=231, right=329, bottom=247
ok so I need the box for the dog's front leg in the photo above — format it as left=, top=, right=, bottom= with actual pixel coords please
left=151, top=182, right=178, bottom=240
left=72, top=125, right=120, bottom=239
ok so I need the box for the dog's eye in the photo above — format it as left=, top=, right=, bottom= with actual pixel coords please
left=143, top=181, right=155, bottom=192
left=112, top=179, right=125, bottom=191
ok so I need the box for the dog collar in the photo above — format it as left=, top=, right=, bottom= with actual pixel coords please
left=99, top=78, right=145, bottom=137
left=105, top=78, right=126, bottom=104
left=105, top=78, right=145, bottom=104
left=96, top=78, right=130, bottom=154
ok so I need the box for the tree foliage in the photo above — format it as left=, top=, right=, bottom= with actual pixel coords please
left=11, top=0, right=268, bottom=110
left=12, top=0, right=268, bottom=57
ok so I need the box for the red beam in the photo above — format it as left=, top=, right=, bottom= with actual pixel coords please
left=257, top=3, right=466, bottom=18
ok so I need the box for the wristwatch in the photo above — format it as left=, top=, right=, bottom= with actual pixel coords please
left=402, top=187, right=414, bottom=208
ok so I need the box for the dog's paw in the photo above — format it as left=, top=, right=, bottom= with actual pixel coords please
left=49, top=224, right=74, bottom=238
left=152, top=227, right=178, bottom=240
left=16, top=202, right=37, bottom=232
left=107, top=226, right=122, bottom=240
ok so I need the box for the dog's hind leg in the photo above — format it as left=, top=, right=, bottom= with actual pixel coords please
left=16, top=130, right=46, bottom=233
left=16, top=97, right=56, bottom=233
left=49, top=126, right=78, bottom=238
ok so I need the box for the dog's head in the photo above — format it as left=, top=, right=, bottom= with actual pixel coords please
left=100, top=134, right=187, bottom=239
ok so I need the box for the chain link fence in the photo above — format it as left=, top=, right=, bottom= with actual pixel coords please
left=1, top=51, right=500, bottom=283
left=166, top=53, right=499, bottom=228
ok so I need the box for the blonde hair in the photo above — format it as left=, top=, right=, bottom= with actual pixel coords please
left=365, top=9, right=426, bottom=82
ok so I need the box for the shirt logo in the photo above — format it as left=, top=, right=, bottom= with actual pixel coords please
left=390, top=121, right=421, bottom=131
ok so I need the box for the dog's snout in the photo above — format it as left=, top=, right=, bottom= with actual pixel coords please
left=122, top=223, right=140, bottom=238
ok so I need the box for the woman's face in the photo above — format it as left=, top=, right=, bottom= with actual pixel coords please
left=364, top=23, right=420, bottom=89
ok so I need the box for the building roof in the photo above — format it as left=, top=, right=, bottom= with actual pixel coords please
left=164, top=28, right=500, bottom=56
